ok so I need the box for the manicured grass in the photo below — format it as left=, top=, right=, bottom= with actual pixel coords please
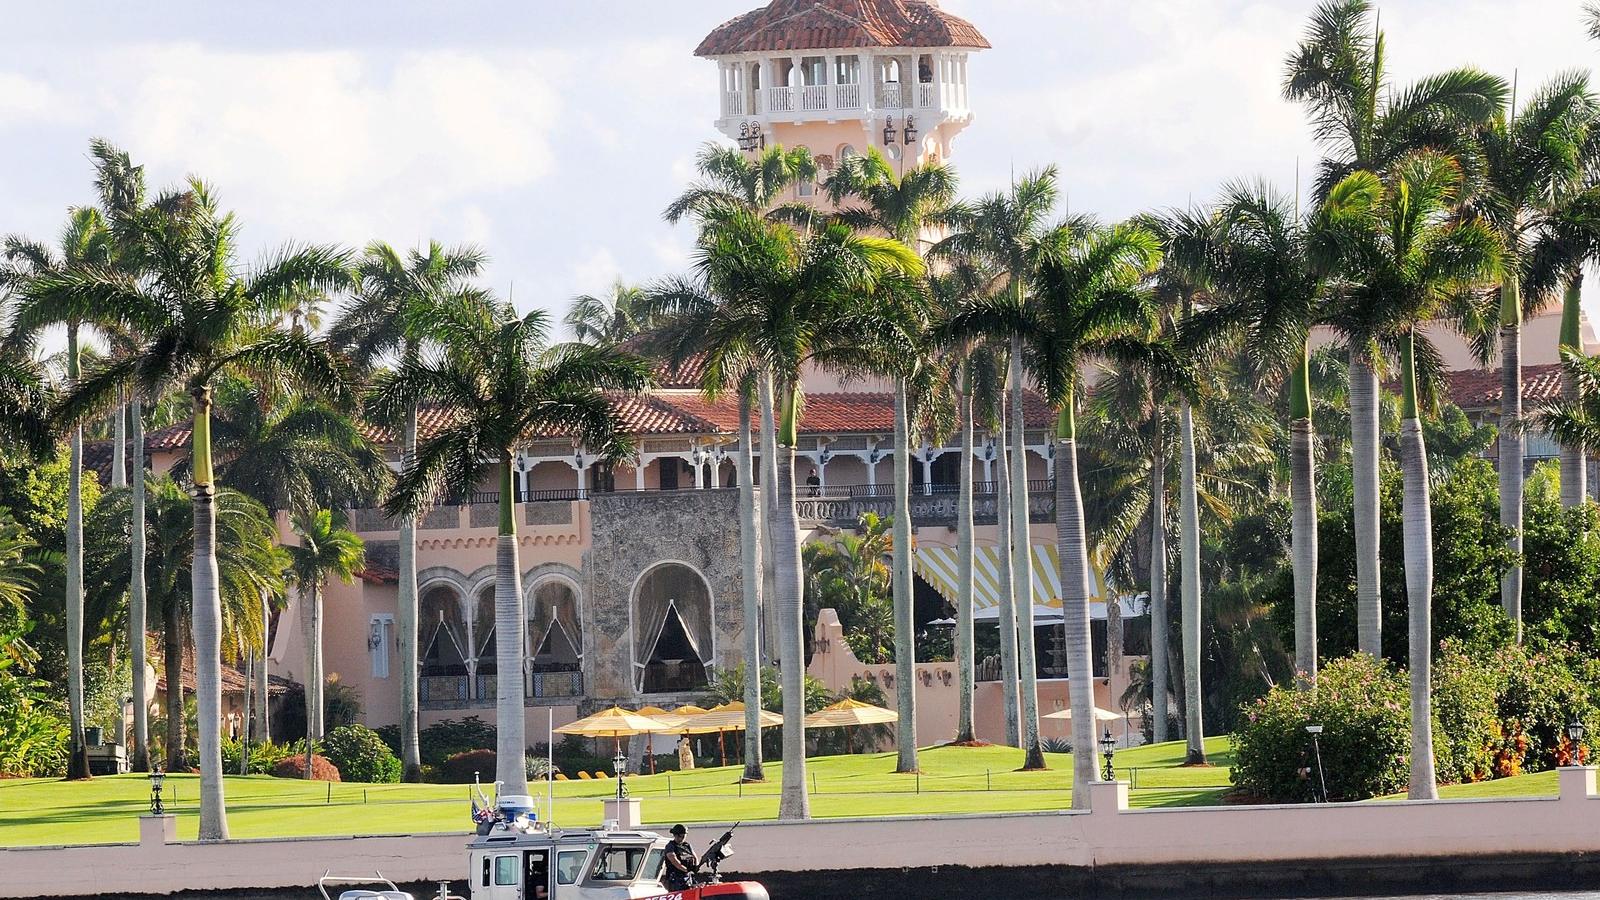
left=1371, top=769, right=1558, bottom=802
left=0, top=737, right=1235, bottom=847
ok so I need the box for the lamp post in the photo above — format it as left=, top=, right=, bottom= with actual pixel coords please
left=1099, top=728, right=1116, bottom=782
left=1567, top=720, right=1587, bottom=764
left=149, top=766, right=165, bottom=815
left=613, top=748, right=628, bottom=801
left=1305, top=724, right=1328, bottom=803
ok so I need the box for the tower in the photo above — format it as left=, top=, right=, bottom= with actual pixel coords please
left=695, top=0, right=989, bottom=180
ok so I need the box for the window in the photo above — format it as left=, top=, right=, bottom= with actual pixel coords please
left=798, top=177, right=814, bottom=198
left=835, top=56, right=859, bottom=85
left=481, top=856, right=491, bottom=887
left=591, top=846, right=648, bottom=881
left=801, top=56, right=827, bottom=86
left=369, top=615, right=392, bottom=679
left=642, top=848, right=665, bottom=884
left=494, top=855, right=518, bottom=886
left=556, top=851, right=587, bottom=885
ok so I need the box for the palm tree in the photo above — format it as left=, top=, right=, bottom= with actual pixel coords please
left=28, top=176, right=351, bottom=839
left=683, top=208, right=921, bottom=819
left=329, top=240, right=484, bottom=782
left=3, top=207, right=114, bottom=781
left=1197, top=182, right=1332, bottom=680
left=953, top=218, right=1162, bottom=801
left=823, top=147, right=956, bottom=774
left=1529, top=181, right=1600, bottom=507
left=169, top=379, right=390, bottom=517
left=285, top=509, right=364, bottom=773
left=565, top=281, right=655, bottom=346
left=664, top=143, right=819, bottom=227
left=374, top=291, right=649, bottom=805
left=1283, top=0, right=1508, bottom=659
left=0, top=347, right=53, bottom=462
left=936, top=167, right=1070, bottom=769
left=1323, top=153, right=1501, bottom=799
left=83, top=476, right=283, bottom=772
left=1463, top=74, right=1597, bottom=636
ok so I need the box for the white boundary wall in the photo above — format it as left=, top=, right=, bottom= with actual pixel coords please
left=3, top=768, right=1598, bottom=898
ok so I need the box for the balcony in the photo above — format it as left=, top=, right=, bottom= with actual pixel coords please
left=795, top=480, right=1056, bottom=527
left=418, top=668, right=585, bottom=710
left=728, top=78, right=948, bottom=124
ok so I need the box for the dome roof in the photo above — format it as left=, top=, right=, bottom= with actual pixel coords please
left=695, top=0, right=989, bottom=57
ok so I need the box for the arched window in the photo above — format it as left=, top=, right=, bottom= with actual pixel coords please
left=529, top=577, right=583, bottom=673
left=420, top=585, right=469, bottom=677
left=632, top=563, right=715, bottom=693
left=471, top=586, right=497, bottom=690
left=838, top=144, right=858, bottom=162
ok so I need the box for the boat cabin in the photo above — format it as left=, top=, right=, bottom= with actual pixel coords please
left=469, top=827, right=670, bottom=900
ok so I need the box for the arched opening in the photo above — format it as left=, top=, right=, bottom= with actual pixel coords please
left=420, top=584, right=469, bottom=704
left=472, top=586, right=497, bottom=699
left=633, top=563, right=714, bottom=694
left=529, top=578, right=583, bottom=673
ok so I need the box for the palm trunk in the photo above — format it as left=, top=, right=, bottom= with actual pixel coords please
left=65, top=322, right=89, bottom=780
left=1560, top=278, right=1587, bottom=507
left=1400, top=332, right=1439, bottom=800
left=761, top=385, right=782, bottom=665
left=764, top=371, right=809, bottom=820
left=163, top=603, right=184, bottom=772
left=1149, top=418, right=1169, bottom=744
left=1350, top=353, right=1382, bottom=658
left=1009, top=342, right=1044, bottom=769
left=398, top=398, right=423, bottom=781
left=112, top=395, right=127, bottom=489
left=300, top=582, right=323, bottom=778
left=1053, top=398, right=1097, bottom=805
left=1290, top=343, right=1318, bottom=686
left=495, top=453, right=529, bottom=800
left=992, top=400, right=1022, bottom=747
left=1179, top=399, right=1206, bottom=765
left=190, top=384, right=230, bottom=839
left=129, top=398, right=150, bottom=771
left=1499, top=316, right=1524, bottom=642
left=955, top=367, right=976, bottom=744
left=892, top=376, right=918, bottom=773
left=737, top=393, right=765, bottom=781
left=254, top=591, right=270, bottom=743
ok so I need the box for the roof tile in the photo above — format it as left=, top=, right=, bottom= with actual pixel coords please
left=696, top=0, right=989, bottom=57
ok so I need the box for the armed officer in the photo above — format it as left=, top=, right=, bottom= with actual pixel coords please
left=663, top=823, right=696, bottom=891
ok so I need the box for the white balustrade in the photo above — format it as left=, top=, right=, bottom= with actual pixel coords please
left=801, top=84, right=829, bottom=111
left=878, top=83, right=904, bottom=109
left=722, top=91, right=745, bottom=117
left=918, top=83, right=936, bottom=108
left=834, top=83, right=861, bottom=109
left=767, top=86, right=795, bottom=113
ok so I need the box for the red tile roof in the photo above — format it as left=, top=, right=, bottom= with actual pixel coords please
left=1442, top=363, right=1565, bottom=409
left=696, top=0, right=989, bottom=57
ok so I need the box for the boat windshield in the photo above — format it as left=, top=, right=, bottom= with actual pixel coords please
left=641, top=848, right=665, bottom=884
left=591, top=845, right=649, bottom=882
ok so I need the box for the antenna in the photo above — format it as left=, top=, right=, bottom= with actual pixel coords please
left=1511, top=68, right=1519, bottom=123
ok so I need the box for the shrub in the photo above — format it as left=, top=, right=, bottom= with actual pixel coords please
left=1489, top=642, right=1596, bottom=773
left=1431, top=640, right=1500, bottom=784
left=419, top=717, right=497, bottom=768
left=552, top=735, right=611, bottom=778
left=0, top=663, right=67, bottom=777
left=323, top=725, right=402, bottom=784
left=273, top=753, right=341, bottom=781
left=526, top=753, right=556, bottom=781
left=439, top=748, right=496, bottom=784
left=1232, top=654, right=1410, bottom=801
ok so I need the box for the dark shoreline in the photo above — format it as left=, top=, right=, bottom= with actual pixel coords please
left=20, top=853, right=1600, bottom=900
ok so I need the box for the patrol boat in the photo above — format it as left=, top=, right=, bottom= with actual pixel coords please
left=321, top=784, right=769, bottom=900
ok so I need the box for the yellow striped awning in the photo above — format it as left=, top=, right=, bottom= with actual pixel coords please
left=914, top=544, right=1109, bottom=614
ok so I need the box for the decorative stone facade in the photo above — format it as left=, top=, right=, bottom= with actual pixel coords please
left=584, top=488, right=747, bottom=702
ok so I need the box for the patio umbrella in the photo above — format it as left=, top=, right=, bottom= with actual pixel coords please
left=803, top=698, right=897, bottom=754
left=632, top=706, right=673, bottom=774
left=682, top=702, right=783, bottom=767
left=554, top=706, right=671, bottom=767
left=1041, top=705, right=1123, bottom=722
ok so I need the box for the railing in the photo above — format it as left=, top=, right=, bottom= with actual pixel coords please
left=918, top=82, right=936, bottom=108
left=767, top=86, right=795, bottom=113
left=801, top=84, right=829, bottom=111
left=795, top=483, right=1056, bottom=527
left=721, top=90, right=745, bottom=117
left=834, top=82, right=861, bottom=109
left=418, top=669, right=584, bottom=709
left=877, top=83, right=905, bottom=109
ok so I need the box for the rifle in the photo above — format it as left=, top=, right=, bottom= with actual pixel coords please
left=699, top=822, right=741, bottom=879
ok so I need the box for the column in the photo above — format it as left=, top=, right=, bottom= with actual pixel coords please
left=635, top=457, right=646, bottom=491
left=920, top=447, right=934, bottom=496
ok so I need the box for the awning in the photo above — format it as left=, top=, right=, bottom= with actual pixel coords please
left=915, top=545, right=1145, bottom=621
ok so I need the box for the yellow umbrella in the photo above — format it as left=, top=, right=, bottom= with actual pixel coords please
left=803, top=698, right=897, bottom=754
left=632, top=706, right=673, bottom=774
left=653, top=704, right=719, bottom=733
left=554, top=705, right=672, bottom=760
left=682, top=702, right=783, bottom=767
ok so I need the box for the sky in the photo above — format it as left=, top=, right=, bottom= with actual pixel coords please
left=2, top=0, right=1598, bottom=341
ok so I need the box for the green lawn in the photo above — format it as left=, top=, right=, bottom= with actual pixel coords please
left=1371, top=769, right=1559, bottom=801
left=0, top=737, right=1234, bottom=847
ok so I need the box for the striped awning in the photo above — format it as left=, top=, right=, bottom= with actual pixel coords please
left=914, top=544, right=1108, bottom=613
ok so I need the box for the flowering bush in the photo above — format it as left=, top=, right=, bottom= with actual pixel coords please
left=272, top=753, right=341, bottom=781
left=1231, top=654, right=1411, bottom=801
left=322, top=724, right=402, bottom=783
